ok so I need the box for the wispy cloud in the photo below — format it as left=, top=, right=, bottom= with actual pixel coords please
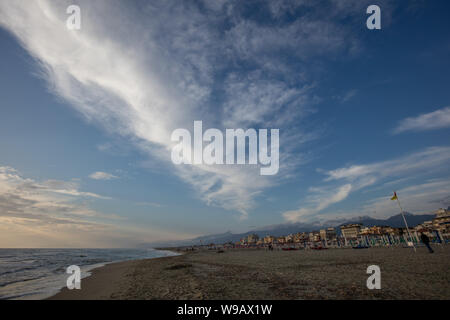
left=361, top=179, right=450, bottom=218
left=135, top=201, right=165, bottom=208
left=0, top=165, right=195, bottom=247
left=0, top=0, right=388, bottom=219
left=0, top=166, right=112, bottom=220
left=338, top=89, right=358, bottom=103
left=89, top=171, right=118, bottom=180
left=393, top=106, right=450, bottom=134
left=325, top=146, right=450, bottom=182
left=283, top=184, right=352, bottom=222
left=0, top=165, right=120, bottom=246
left=283, top=146, right=450, bottom=222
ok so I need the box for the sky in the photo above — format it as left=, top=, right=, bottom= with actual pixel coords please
left=0, top=0, right=449, bottom=248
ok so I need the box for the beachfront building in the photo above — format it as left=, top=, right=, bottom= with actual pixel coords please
left=360, top=226, right=390, bottom=235
left=320, top=228, right=337, bottom=241
left=413, top=208, right=449, bottom=241
left=247, top=234, right=259, bottom=244
left=432, top=208, right=450, bottom=240
left=360, top=227, right=370, bottom=235
left=293, top=232, right=308, bottom=243
left=264, top=235, right=275, bottom=244
left=433, top=208, right=450, bottom=226
left=385, top=227, right=402, bottom=235
left=340, top=224, right=361, bottom=238
left=340, top=224, right=361, bottom=245
left=277, top=236, right=286, bottom=244
left=417, top=220, right=434, bottom=230
left=285, top=234, right=294, bottom=243
left=319, top=228, right=337, bottom=247
left=301, top=232, right=309, bottom=242
left=434, top=207, right=450, bottom=221
left=307, top=232, right=320, bottom=242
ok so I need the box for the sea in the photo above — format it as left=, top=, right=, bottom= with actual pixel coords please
left=0, top=248, right=179, bottom=300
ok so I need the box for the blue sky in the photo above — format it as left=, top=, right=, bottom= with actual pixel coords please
left=0, top=0, right=449, bottom=247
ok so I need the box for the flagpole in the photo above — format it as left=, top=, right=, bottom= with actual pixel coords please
left=394, top=192, right=416, bottom=252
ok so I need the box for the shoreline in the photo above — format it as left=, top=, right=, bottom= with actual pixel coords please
left=48, top=254, right=183, bottom=300
left=48, top=246, right=450, bottom=300
left=45, top=249, right=181, bottom=300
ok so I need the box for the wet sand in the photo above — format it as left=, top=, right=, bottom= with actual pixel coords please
left=49, top=246, right=450, bottom=300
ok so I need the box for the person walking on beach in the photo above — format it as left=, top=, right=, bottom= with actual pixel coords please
left=420, top=233, right=434, bottom=253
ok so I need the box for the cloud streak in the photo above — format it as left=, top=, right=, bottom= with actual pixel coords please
left=283, top=146, right=450, bottom=222
left=0, top=165, right=196, bottom=247
left=89, top=171, right=118, bottom=180
left=283, top=184, right=352, bottom=222
left=393, top=106, right=450, bottom=134
left=361, top=179, right=450, bottom=218
left=0, top=166, right=113, bottom=220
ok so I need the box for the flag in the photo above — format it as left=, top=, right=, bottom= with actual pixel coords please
left=391, top=192, right=398, bottom=201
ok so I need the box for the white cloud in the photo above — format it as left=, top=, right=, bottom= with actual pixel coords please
left=0, top=165, right=195, bottom=247
left=0, top=166, right=112, bottom=219
left=283, top=184, right=352, bottom=222
left=361, top=179, right=450, bottom=219
left=222, top=74, right=316, bottom=128
left=135, top=201, right=165, bottom=208
left=393, top=106, right=450, bottom=134
left=89, top=171, right=118, bottom=180
left=337, top=89, right=358, bottom=103
left=283, top=146, right=450, bottom=222
left=0, top=0, right=378, bottom=219
left=325, top=146, right=450, bottom=183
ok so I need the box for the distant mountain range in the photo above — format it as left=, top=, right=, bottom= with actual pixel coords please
left=142, top=212, right=434, bottom=248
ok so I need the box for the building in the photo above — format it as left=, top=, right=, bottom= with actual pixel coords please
left=433, top=208, right=450, bottom=225
left=360, top=226, right=389, bottom=235
left=277, top=236, right=286, bottom=244
left=308, top=232, right=320, bottom=242
left=293, top=232, right=308, bottom=243
left=385, top=227, right=401, bottom=235
left=432, top=208, right=450, bottom=238
left=320, top=228, right=337, bottom=241
left=414, top=208, right=450, bottom=239
left=247, top=233, right=259, bottom=244
left=415, top=220, right=434, bottom=232
left=264, top=235, right=275, bottom=244
left=340, top=224, right=362, bottom=239
left=285, top=234, right=294, bottom=243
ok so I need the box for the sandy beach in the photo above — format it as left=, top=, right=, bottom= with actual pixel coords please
left=49, top=246, right=450, bottom=300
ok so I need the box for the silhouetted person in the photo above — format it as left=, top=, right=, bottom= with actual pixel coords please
left=420, top=233, right=434, bottom=253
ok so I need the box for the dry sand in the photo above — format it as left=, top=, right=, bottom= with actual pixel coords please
left=49, top=246, right=450, bottom=300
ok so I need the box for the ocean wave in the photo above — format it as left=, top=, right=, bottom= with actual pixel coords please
left=0, top=248, right=176, bottom=300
